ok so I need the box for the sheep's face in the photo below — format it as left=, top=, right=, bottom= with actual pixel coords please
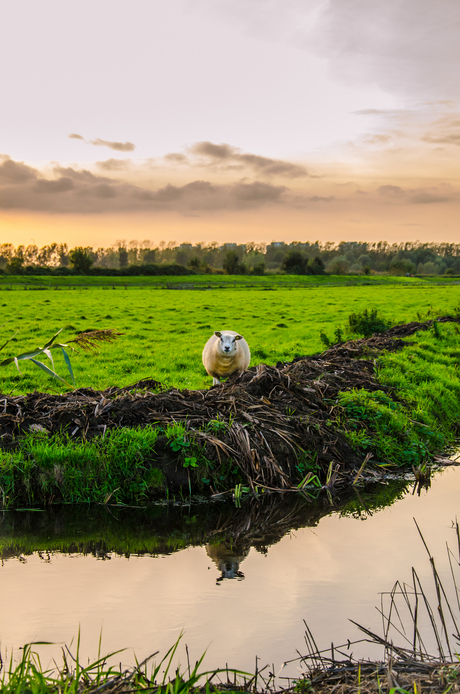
left=214, top=331, right=243, bottom=356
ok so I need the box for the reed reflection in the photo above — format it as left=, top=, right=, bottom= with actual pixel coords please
left=0, top=477, right=409, bottom=564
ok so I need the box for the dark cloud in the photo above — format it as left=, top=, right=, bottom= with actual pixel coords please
left=231, top=181, right=286, bottom=202
left=0, top=156, right=288, bottom=213
left=378, top=184, right=452, bottom=204
left=164, top=153, right=189, bottom=163
left=191, top=142, right=234, bottom=159
left=378, top=185, right=405, bottom=197
left=35, top=178, right=75, bottom=193
left=54, top=166, right=110, bottom=182
left=186, top=141, right=309, bottom=178
left=0, top=156, right=37, bottom=184
left=90, top=138, right=135, bottom=152
left=408, top=191, right=450, bottom=204
left=68, top=133, right=84, bottom=140
left=96, top=159, right=133, bottom=171
left=79, top=183, right=117, bottom=199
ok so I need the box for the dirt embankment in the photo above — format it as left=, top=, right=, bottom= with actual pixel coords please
left=0, top=317, right=457, bottom=492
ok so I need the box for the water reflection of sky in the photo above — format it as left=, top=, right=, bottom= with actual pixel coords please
left=1, top=466, right=460, bottom=677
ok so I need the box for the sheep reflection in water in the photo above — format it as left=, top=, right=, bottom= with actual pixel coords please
left=206, top=542, right=250, bottom=582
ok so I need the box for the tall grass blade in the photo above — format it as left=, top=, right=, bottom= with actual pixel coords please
left=61, top=346, right=76, bottom=386
left=29, top=358, right=72, bottom=387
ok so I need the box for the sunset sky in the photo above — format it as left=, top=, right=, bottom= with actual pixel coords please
left=1, top=0, right=459, bottom=248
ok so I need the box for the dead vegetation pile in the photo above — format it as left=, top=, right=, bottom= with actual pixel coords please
left=0, top=317, right=456, bottom=492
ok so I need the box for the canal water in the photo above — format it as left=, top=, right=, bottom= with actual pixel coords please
left=1, top=465, right=460, bottom=678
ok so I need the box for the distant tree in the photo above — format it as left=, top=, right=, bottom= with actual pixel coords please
left=308, top=256, right=326, bottom=275
left=6, top=257, right=25, bottom=274
left=69, top=247, right=94, bottom=274
left=390, top=258, right=415, bottom=276
left=118, top=246, right=129, bottom=268
left=223, top=250, right=246, bottom=275
left=143, top=249, right=156, bottom=264
left=57, top=243, right=70, bottom=267
left=250, top=262, right=265, bottom=276
left=416, top=261, right=439, bottom=275
left=188, top=256, right=201, bottom=271
left=282, top=250, right=308, bottom=275
left=6, top=246, right=25, bottom=274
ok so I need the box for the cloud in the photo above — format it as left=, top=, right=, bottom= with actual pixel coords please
left=408, top=191, right=451, bottom=204
left=69, top=134, right=135, bottom=151
left=422, top=115, right=460, bottom=147
left=196, top=0, right=460, bottom=100
left=0, top=157, right=289, bottom=213
left=378, top=185, right=405, bottom=197
left=35, top=178, right=75, bottom=193
left=312, top=0, right=460, bottom=100
left=378, top=184, right=452, bottom=204
left=54, top=166, right=110, bottom=182
left=164, top=153, right=189, bottom=163
left=362, top=134, right=392, bottom=146
left=185, top=141, right=309, bottom=178
left=89, top=138, right=135, bottom=152
left=230, top=181, right=286, bottom=202
left=96, top=158, right=133, bottom=171
left=0, top=156, right=38, bottom=184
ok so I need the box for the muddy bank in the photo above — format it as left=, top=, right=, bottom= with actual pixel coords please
left=1, top=316, right=458, bottom=497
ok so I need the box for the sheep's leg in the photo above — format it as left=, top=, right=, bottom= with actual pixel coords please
left=212, top=376, right=221, bottom=386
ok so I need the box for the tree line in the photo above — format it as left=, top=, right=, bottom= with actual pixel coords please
left=1, top=240, right=459, bottom=276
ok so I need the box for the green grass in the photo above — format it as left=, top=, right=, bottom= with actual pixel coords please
left=1, top=283, right=459, bottom=394
left=1, top=285, right=460, bottom=508
left=0, top=427, right=166, bottom=507
left=338, top=321, right=460, bottom=467
left=2, top=272, right=459, bottom=289
left=0, top=634, right=250, bottom=693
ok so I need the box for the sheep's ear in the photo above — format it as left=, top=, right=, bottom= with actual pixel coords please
left=214, top=331, right=222, bottom=337
left=235, top=334, right=243, bottom=340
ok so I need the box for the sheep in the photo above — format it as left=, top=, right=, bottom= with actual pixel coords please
left=202, top=330, right=250, bottom=385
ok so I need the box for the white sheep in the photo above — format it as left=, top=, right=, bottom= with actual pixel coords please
left=202, top=330, right=250, bottom=385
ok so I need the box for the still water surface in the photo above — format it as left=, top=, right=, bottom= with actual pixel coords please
left=1, top=467, right=460, bottom=676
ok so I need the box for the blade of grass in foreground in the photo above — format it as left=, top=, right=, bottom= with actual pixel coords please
left=0, top=634, right=253, bottom=693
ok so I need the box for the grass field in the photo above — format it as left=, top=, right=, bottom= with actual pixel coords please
left=1, top=272, right=460, bottom=289
left=2, top=283, right=460, bottom=394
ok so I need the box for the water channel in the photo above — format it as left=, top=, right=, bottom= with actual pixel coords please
left=1, top=464, right=460, bottom=679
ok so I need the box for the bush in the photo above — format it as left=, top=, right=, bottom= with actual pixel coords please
left=348, top=308, right=391, bottom=338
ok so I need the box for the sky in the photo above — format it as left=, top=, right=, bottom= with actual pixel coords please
left=1, top=0, right=460, bottom=249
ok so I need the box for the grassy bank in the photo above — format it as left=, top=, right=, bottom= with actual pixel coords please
left=1, top=316, right=459, bottom=509
left=338, top=319, right=460, bottom=468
